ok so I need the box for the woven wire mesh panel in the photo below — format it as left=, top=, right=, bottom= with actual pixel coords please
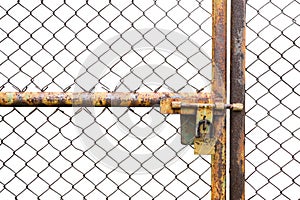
left=0, top=0, right=213, bottom=199
left=246, top=0, right=300, bottom=199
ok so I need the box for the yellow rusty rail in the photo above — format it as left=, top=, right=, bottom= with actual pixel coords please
left=0, top=92, right=211, bottom=107
left=211, top=0, right=227, bottom=199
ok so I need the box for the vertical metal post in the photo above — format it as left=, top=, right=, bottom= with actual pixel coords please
left=230, top=0, right=246, bottom=199
left=211, top=0, right=227, bottom=199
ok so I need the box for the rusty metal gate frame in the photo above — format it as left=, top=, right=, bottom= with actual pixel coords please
left=230, top=0, right=246, bottom=199
left=211, top=0, right=227, bottom=199
left=0, top=0, right=249, bottom=199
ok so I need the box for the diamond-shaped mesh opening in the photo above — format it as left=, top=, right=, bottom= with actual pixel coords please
left=246, top=0, right=300, bottom=198
left=0, top=0, right=213, bottom=199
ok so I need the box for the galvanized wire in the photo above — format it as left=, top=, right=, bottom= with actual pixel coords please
left=246, top=0, right=300, bottom=199
left=0, top=0, right=213, bottom=199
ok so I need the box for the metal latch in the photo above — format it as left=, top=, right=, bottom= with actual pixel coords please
left=160, top=96, right=243, bottom=155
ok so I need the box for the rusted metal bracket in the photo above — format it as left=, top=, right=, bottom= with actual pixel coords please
left=160, top=97, right=243, bottom=155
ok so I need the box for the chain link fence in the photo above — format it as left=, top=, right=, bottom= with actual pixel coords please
left=246, top=0, right=300, bottom=199
left=0, top=0, right=214, bottom=199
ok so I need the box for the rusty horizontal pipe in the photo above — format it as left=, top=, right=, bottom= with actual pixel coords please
left=0, top=92, right=211, bottom=107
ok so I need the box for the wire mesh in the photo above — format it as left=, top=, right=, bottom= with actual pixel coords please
left=246, top=0, right=300, bottom=199
left=0, top=0, right=213, bottom=199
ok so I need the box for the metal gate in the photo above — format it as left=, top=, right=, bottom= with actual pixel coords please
left=1, top=0, right=299, bottom=199
left=0, top=0, right=228, bottom=199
